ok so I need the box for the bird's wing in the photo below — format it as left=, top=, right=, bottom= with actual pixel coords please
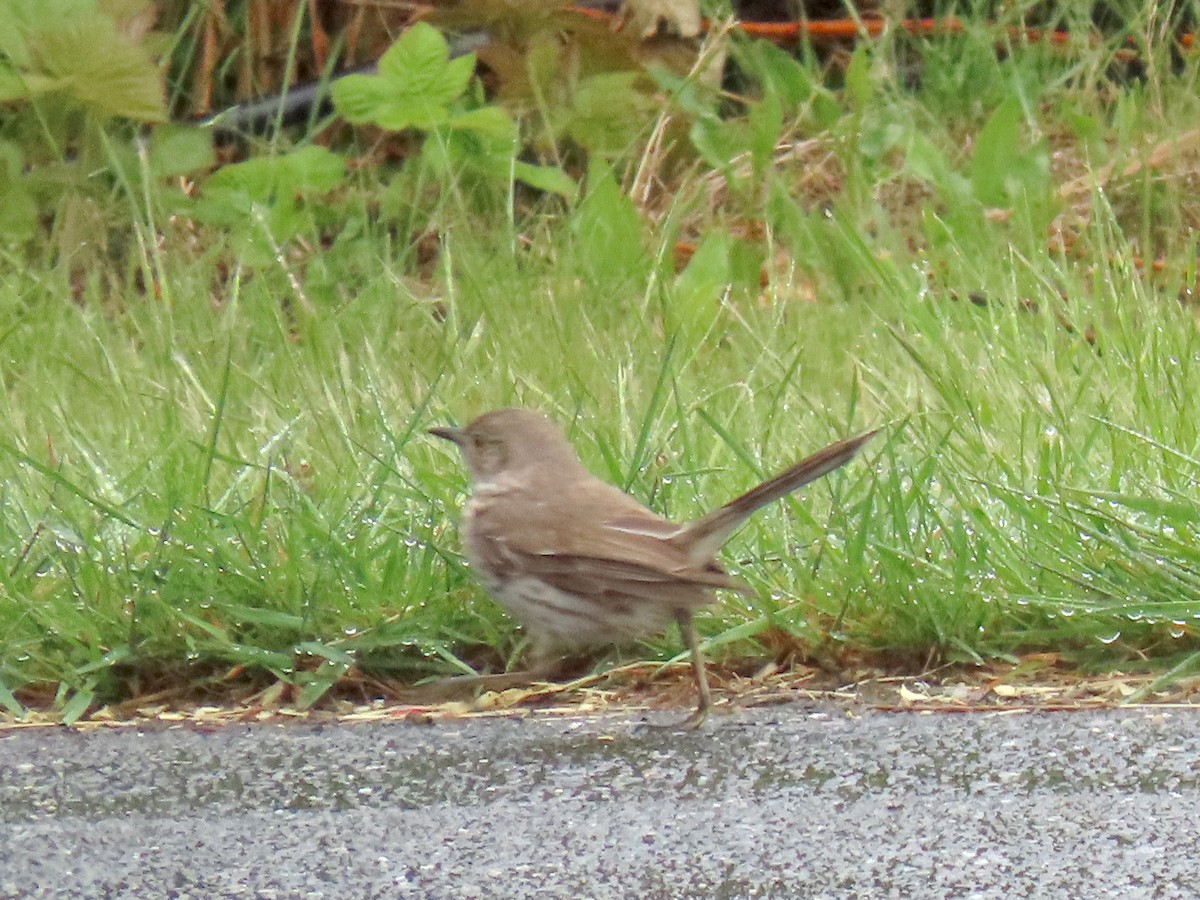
left=469, top=479, right=750, bottom=607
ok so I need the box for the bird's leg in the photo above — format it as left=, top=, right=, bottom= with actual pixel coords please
left=676, top=609, right=712, bottom=729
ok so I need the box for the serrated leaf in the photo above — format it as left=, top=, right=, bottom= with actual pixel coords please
left=279, top=145, right=346, bottom=191
left=0, top=64, right=71, bottom=101
left=205, top=146, right=344, bottom=200
left=36, top=16, right=165, bottom=121
left=333, top=22, right=476, bottom=132
left=440, top=52, right=478, bottom=103
left=330, top=74, right=399, bottom=123
left=377, top=21, right=451, bottom=85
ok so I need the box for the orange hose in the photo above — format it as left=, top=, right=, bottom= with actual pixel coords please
left=566, top=6, right=1197, bottom=54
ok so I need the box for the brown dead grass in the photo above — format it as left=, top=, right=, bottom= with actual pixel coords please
left=6, top=650, right=1200, bottom=731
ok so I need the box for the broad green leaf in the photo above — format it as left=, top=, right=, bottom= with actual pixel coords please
left=969, top=94, right=1049, bottom=215
left=565, top=71, right=658, bottom=157
left=971, top=95, right=1024, bottom=206
left=205, top=146, right=345, bottom=200
left=279, top=145, right=346, bottom=191
left=844, top=45, right=873, bottom=110
left=330, top=74, right=401, bottom=123
left=573, top=164, right=648, bottom=282
left=34, top=16, right=165, bottom=121
left=672, top=230, right=733, bottom=342
left=332, top=23, right=476, bottom=132
left=148, top=124, right=214, bottom=178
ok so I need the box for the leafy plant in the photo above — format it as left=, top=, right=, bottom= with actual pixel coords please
left=0, top=0, right=165, bottom=121
left=0, top=0, right=213, bottom=260
left=331, top=22, right=575, bottom=199
left=187, top=145, right=347, bottom=265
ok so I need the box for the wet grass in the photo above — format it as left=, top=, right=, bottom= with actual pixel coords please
left=3, top=9, right=1200, bottom=719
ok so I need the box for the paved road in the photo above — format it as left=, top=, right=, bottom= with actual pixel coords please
left=2, top=705, right=1198, bottom=898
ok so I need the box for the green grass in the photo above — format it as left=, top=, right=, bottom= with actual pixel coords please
left=3, top=9, right=1200, bottom=719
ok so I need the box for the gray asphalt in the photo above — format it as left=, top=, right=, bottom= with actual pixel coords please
left=1, top=704, right=1197, bottom=898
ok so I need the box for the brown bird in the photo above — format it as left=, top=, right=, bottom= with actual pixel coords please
left=431, top=408, right=876, bottom=726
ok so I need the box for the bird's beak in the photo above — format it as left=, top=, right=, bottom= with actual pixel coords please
left=429, top=426, right=463, bottom=446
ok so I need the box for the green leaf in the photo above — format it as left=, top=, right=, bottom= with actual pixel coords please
left=513, top=160, right=577, bottom=200
left=573, top=164, right=648, bottom=282
left=226, top=604, right=306, bottom=631
left=904, top=132, right=972, bottom=206
left=844, top=45, right=874, bottom=110
left=377, top=21, right=468, bottom=109
left=148, top=124, right=214, bottom=178
left=740, top=39, right=813, bottom=109
left=293, top=660, right=348, bottom=709
left=672, top=230, right=733, bottom=342
left=330, top=74, right=400, bottom=123
left=60, top=687, right=94, bottom=725
left=971, top=95, right=1024, bottom=206
left=449, top=105, right=517, bottom=141
left=0, top=0, right=164, bottom=119
left=564, top=71, right=658, bottom=157
left=201, top=147, right=344, bottom=208
left=1078, top=490, right=1200, bottom=524
left=747, top=90, right=783, bottom=178
left=331, top=22, right=475, bottom=132
left=0, top=676, right=24, bottom=716
left=38, top=15, right=164, bottom=121
left=76, top=643, right=132, bottom=675
left=278, top=145, right=346, bottom=192
left=646, top=65, right=717, bottom=119
left=295, top=640, right=356, bottom=666
left=969, top=95, right=1049, bottom=215
left=0, top=142, right=38, bottom=241
left=690, top=115, right=748, bottom=174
